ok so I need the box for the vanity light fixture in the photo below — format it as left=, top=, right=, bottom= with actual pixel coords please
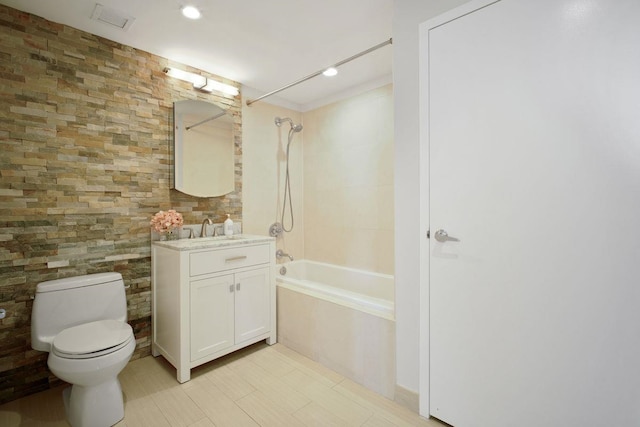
left=163, top=67, right=239, bottom=96
left=164, top=67, right=206, bottom=86
left=181, top=5, right=201, bottom=19
left=197, top=79, right=240, bottom=96
left=322, top=67, right=338, bottom=77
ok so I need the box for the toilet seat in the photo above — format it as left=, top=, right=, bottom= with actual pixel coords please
left=52, top=319, right=133, bottom=360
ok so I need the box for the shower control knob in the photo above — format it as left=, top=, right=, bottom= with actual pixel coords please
left=269, top=222, right=284, bottom=237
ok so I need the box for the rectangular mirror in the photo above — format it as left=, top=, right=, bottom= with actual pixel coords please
left=173, top=100, right=234, bottom=197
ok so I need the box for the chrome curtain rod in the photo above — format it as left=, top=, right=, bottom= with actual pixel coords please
left=246, top=38, right=392, bottom=106
left=185, top=112, right=226, bottom=131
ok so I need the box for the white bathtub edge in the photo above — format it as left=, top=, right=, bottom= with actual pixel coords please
left=276, top=280, right=395, bottom=321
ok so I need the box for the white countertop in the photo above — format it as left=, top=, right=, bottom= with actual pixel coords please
left=153, top=234, right=274, bottom=251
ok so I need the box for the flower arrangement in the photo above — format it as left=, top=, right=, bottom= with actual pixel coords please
left=150, top=209, right=184, bottom=234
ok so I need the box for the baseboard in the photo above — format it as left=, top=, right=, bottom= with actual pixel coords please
left=394, top=384, right=419, bottom=413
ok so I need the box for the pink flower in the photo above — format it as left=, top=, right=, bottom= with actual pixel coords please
left=150, top=209, right=184, bottom=233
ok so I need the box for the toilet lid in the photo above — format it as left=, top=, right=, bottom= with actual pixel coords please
left=53, top=319, right=133, bottom=359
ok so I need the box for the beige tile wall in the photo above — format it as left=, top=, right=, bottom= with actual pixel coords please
left=277, top=286, right=396, bottom=399
left=243, top=86, right=394, bottom=274
left=303, top=85, right=394, bottom=274
left=242, top=86, right=394, bottom=274
left=241, top=101, right=304, bottom=261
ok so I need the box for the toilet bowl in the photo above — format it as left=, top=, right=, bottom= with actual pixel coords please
left=48, top=319, right=135, bottom=427
left=31, top=273, right=134, bottom=427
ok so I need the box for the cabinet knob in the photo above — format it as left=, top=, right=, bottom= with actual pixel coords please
left=236, top=283, right=241, bottom=291
left=229, top=284, right=234, bottom=293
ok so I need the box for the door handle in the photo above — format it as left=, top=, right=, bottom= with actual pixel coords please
left=434, top=229, right=459, bottom=243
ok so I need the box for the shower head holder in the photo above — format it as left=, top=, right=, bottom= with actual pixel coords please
left=274, top=117, right=303, bottom=132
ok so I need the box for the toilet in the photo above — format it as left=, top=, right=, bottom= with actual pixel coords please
left=31, top=272, right=135, bottom=427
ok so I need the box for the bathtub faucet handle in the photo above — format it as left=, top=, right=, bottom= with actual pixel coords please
left=276, top=249, right=294, bottom=261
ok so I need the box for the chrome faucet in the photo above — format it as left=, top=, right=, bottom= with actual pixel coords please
left=276, top=249, right=294, bottom=261
left=200, top=218, right=213, bottom=237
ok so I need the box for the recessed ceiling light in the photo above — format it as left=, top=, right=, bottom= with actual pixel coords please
left=322, top=67, right=338, bottom=77
left=182, top=6, right=201, bottom=19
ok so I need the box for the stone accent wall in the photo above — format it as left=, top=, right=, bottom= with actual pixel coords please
left=0, top=5, right=242, bottom=403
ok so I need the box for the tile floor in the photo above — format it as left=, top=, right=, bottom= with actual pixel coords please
left=0, top=343, right=444, bottom=426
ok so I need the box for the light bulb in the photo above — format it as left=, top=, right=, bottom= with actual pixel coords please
left=182, top=6, right=201, bottom=19
left=323, top=67, right=338, bottom=77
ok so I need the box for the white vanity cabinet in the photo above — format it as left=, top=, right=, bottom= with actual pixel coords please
left=151, top=236, right=276, bottom=383
left=190, top=267, right=271, bottom=360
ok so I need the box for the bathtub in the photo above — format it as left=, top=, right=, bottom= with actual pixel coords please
left=276, top=260, right=394, bottom=320
left=276, top=260, right=396, bottom=398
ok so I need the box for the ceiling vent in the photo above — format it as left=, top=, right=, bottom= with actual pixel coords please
left=91, top=3, right=136, bottom=31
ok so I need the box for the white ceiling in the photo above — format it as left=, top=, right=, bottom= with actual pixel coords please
left=1, top=0, right=393, bottom=111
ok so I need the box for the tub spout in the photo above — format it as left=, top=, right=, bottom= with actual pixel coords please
left=276, top=249, right=294, bottom=261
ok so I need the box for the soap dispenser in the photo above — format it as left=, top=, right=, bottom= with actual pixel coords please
left=224, top=214, right=234, bottom=237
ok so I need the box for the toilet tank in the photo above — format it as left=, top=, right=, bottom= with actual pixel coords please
left=31, top=272, right=128, bottom=352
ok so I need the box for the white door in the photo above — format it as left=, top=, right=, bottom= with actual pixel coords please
left=427, top=0, right=640, bottom=425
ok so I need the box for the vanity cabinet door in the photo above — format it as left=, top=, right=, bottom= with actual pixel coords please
left=190, top=274, right=235, bottom=361
left=234, top=267, right=271, bottom=344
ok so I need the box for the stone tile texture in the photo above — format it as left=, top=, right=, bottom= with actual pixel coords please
left=0, top=5, right=242, bottom=404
